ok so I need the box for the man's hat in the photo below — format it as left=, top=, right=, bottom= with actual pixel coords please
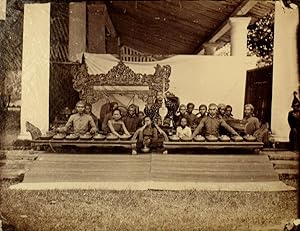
left=292, top=91, right=300, bottom=107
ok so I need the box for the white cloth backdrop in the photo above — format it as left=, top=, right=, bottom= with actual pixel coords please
left=82, top=53, right=247, bottom=119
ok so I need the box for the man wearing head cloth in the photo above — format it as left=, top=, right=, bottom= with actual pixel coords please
left=243, top=104, right=260, bottom=134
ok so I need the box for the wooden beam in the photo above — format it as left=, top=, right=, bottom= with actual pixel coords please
left=195, top=0, right=257, bottom=54
left=87, top=3, right=106, bottom=53
left=105, top=11, right=117, bottom=37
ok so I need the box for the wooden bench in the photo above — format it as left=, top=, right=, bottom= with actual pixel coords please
left=163, top=141, right=264, bottom=154
left=31, top=139, right=138, bottom=155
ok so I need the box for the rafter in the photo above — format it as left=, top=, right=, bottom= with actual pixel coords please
left=105, top=9, right=117, bottom=37
left=195, top=0, right=257, bottom=54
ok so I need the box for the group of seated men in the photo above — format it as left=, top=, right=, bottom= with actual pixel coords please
left=56, top=92, right=264, bottom=152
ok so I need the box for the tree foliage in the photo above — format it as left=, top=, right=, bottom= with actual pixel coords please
left=247, top=11, right=274, bottom=67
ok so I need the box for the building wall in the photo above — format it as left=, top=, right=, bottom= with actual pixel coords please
left=0, top=0, right=24, bottom=106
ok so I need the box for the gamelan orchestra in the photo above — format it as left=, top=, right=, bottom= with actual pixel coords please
left=28, top=61, right=272, bottom=154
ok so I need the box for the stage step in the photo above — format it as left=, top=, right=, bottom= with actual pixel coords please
left=271, top=160, right=298, bottom=170
left=0, top=151, right=6, bottom=160
left=20, top=153, right=279, bottom=185
left=0, top=169, right=25, bottom=181
left=0, top=159, right=32, bottom=169
left=4, top=150, right=39, bottom=161
left=0, top=150, right=38, bottom=182
left=275, top=169, right=299, bottom=178
left=267, top=151, right=299, bottom=161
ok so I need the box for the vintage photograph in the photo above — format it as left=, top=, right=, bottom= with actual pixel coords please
left=0, top=0, right=299, bottom=230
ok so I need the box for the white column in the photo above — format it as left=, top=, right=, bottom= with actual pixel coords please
left=229, top=17, right=251, bottom=56
left=271, top=2, right=299, bottom=142
left=19, top=3, right=50, bottom=140
left=69, top=2, right=86, bottom=61
left=0, top=0, right=6, bottom=20
left=203, top=42, right=218, bottom=55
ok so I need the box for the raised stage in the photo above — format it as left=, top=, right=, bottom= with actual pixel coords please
left=10, top=153, right=295, bottom=191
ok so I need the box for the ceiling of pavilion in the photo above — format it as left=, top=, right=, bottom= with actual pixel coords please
left=104, top=0, right=274, bottom=54
left=0, top=0, right=275, bottom=71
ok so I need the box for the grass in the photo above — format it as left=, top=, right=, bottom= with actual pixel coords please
left=0, top=183, right=297, bottom=231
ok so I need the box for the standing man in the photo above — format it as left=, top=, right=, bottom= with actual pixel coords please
left=288, top=92, right=300, bottom=150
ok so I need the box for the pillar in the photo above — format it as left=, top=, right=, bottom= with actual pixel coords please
left=229, top=17, right=251, bottom=56
left=0, top=0, right=6, bottom=20
left=87, top=2, right=106, bottom=53
left=69, top=2, right=86, bottom=61
left=271, top=2, right=299, bottom=142
left=19, top=3, right=50, bottom=140
left=203, top=42, right=218, bottom=55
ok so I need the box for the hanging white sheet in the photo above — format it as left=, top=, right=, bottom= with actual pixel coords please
left=82, top=53, right=247, bottom=119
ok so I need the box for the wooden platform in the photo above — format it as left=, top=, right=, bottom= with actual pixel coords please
left=31, top=139, right=137, bottom=154
left=31, top=139, right=264, bottom=155
left=9, top=153, right=295, bottom=191
left=163, top=141, right=264, bottom=153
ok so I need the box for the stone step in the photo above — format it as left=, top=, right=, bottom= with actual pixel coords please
left=271, top=160, right=299, bottom=170
left=0, top=169, right=25, bottom=181
left=0, top=151, right=6, bottom=160
left=266, top=151, right=299, bottom=161
left=0, top=160, right=32, bottom=171
left=275, top=169, right=299, bottom=176
left=276, top=169, right=299, bottom=180
left=4, top=150, right=39, bottom=161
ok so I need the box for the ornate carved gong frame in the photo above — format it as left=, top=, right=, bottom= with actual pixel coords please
left=71, top=57, right=172, bottom=104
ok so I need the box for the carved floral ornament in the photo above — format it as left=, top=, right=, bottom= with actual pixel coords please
left=71, top=59, right=172, bottom=104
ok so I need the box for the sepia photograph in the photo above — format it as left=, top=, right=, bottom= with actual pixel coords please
left=0, top=0, right=299, bottom=230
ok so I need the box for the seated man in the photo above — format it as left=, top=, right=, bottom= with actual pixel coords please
left=186, top=103, right=197, bottom=130
left=123, top=104, right=140, bottom=134
left=192, top=103, right=239, bottom=138
left=224, top=105, right=234, bottom=120
left=85, top=103, right=99, bottom=129
left=57, top=101, right=97, bottom=135
left=243, top=104, right=271, bottom=144
left=242, top=104, right=260, bottom=135
left=108, top=109, right=131, bottom=138
left=101, top=102, right=118, bottom=133
left=217, top=103, right=226, bottom=119
left=137, top=116, right=158, bottom=152
left=194, top=104, right=207, bottom=136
